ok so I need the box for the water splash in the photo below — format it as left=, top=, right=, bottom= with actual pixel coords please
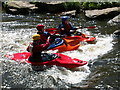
left=1, top=13, right=114, bottom=88
left=62, top=35, right=113, bottom=62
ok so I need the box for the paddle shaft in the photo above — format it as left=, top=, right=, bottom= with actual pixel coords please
left=46, top=26, right=96, bottom=31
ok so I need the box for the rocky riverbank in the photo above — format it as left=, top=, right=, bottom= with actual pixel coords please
left=2, top=1, right=120, bottom=27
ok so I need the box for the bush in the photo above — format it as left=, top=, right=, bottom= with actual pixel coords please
left=81, top=2, right=120, bottom=10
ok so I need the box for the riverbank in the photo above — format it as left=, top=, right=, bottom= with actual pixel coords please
left=2, top=1, right=120, bottom=14
left=2, top=1, right=120, bottom=28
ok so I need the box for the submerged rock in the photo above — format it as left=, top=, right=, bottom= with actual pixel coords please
left=113, top=30, right=120, bottom=36
left=107, top=14, right=120, bottom=26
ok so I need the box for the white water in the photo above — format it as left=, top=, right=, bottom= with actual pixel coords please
left=62, top=35, right=113, bottom=61
left=1, top=25, right=114, bottom=88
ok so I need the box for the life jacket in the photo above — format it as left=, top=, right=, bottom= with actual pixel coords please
left=63, top=21, right=71, bottom=33
left=28, top=41, right=42, bottom=62
left=28, top=40, right=41, bottom=55
left=37, top=32, right=50, bottom=43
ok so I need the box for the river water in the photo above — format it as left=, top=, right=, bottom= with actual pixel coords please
left=0, top=12, right=119, bottom=89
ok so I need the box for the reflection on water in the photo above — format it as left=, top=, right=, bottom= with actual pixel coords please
left=1, top=13, right=119, bottom=89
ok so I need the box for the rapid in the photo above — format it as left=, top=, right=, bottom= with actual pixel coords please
left=0, top=12, right=119, bottom=89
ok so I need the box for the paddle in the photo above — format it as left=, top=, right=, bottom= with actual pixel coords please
left=45, top=26, right=96, bottom=35
left=45, top=26, right=96, bottom=31
left=47, top=38, right=64, bottom=50
left=45, top=28, right=57, bottom=31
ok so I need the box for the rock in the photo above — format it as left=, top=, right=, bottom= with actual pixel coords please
left=5, top=1, right=38, bottom=14
left=60, top=10, right=76, bottom=17
left=3, top=1, right=81, bottom=14
left=107, top=14, right=120, bottom=26
left=33, top=2, right=66, bottom=13
left=85, top=7, right=120, bottom=19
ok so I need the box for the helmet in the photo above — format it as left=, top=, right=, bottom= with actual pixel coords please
left=61, top=16, right=68, bottom=21
left=36, top=24, right=44, bottom=30
left=32, top=34, right=40, bottom=40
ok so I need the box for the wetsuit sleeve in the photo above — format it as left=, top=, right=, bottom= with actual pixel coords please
left=58, top=24, right=63, bottom=29
left=26, top=43, right=32, bottom=52
left=44, top=32, right=51, bottom=37
left=33, top=40, right=50, bottom=52
left=41, top=39, right=50, bottom=49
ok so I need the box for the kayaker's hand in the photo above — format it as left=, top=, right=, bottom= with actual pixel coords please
left=75, top=26, right=81, bottom=29
left=61, top=28, right=64, bottom=31
left=54, top=34, right=65, bottom=38
left=47, top=36, right=51, bottom=40
left=70, top=30, right=75, bottom=33
left=55, top=34, right=61, bottom=37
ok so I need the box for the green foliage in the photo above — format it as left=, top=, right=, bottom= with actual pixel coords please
left=62, top=2, right=67, bottom=11
left=88, top=3, right=98, bottom=9
left=63, top=2, right=81, bottom=11
left=62, top=2, right=120, bottom=11
left=82, top=2, right=90, bottom=9
left=81, top=2, right=120, bottom=10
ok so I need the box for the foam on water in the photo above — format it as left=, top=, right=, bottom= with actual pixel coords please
left=62, top=35, right=113, bottom=62
left=1, top=27, right=114, bottom=88
left=45, top=35, right=113, bottom=84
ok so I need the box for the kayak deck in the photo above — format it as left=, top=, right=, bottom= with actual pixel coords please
left=4, top=52, right=87, bottom=68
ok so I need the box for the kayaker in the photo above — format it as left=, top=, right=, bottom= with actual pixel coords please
left=27, top=34, right=50, bottom=62
left=36, top=24, right=54, bottom=43
left=36, top=24, right=51, bottom=43
left=36, top=24, right=66, bottom=43
left=57, top=16, right=78, bottom=36
left=57, top=16, right=86, bottom=37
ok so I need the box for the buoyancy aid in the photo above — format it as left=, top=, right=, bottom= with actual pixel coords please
left=27, top=40, right=50, bottom=62
left=37, top=32, right=50, bottom=43
left=63, top=21, right=71, bottom=33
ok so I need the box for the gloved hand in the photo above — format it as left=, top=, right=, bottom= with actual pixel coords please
left=55, top=34, right=66, bottom=38
left=55, top=34, right=61, bottom=37
left=47, top=36, right=51, bottom=40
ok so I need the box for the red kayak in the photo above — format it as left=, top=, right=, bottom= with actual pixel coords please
left=4, top=52, right=87, bottom=68
left=45, top=28, right=96, bottom=43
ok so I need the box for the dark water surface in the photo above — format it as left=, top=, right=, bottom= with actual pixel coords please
left=1, top=12, right=119, bottom=89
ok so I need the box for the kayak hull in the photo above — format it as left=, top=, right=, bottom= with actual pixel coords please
left=4, top=52, right=87, bottom=68
left=65, top=36, right=96, bottom=42
left=50, top=35, right=96, bottom=52
left=52, top=38, right=80, bottom=52
left=45, top=28, right=96, bottom=42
